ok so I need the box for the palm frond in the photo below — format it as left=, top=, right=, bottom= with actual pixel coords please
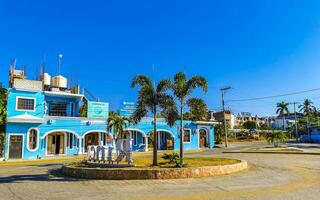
left=156, top=79, right=171, bottom=93
left=186, top=76, right=208, bottom=93
left=131, top=75, right=153, bottom=88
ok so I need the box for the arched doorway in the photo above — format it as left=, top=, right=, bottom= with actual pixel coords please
left=84, top=132, right=99, bottom=151
left=83, top=131, right=113, bottom=152
left=199, top=128, right=209, bottom=148
left=47, top=132, right=65, bottom=155
left=124, top=129, right=148, bottom=152
left=157, top=130, right=174, bottom=150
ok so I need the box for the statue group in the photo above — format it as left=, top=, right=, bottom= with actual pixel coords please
left=87, top=138, right=133, bottom=164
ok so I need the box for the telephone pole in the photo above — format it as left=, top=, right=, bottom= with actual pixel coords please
left=290, top=102, right=299, bottom=141
left=221, top=86, right=231, bottom=148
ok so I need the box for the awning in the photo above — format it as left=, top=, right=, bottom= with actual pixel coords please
left=7, top=113, right=44, bottom=123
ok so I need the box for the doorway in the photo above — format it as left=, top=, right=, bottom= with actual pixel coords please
left=84, top=132, right=99, bottom=152
left=9, top=135, right=23, bottom=159
left=199, top=129, right=209, bottom=148
left=47, top=132, right=65, bottom=155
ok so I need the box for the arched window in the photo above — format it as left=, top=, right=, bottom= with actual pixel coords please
left=28, top=129, right=38, bottom=151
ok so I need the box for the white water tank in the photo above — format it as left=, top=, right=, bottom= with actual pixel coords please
left=52, top=75, right=67, bottom=88
left=43, top=73, right=51, bottom=86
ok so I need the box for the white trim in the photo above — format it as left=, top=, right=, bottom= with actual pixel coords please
left=26, top=128, right=40, bottom=152
left=156, top=129, right=175, bottom=138
left=7, top=133, right=24, bottom=159
left=41, top=129, right=81, bottom=139
left=15, top=96, right=36, bottom=112
left=44, top=91, right=84, bottom=100
left=82, top=130, right=113, bottom=139
left=123, top=128, right=147, bottom=137
left=183, top=128, right=191, bottom=143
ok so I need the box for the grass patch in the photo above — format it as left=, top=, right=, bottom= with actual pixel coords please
left=74, top=152, right=240, bottom=169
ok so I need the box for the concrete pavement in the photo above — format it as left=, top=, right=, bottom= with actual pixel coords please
left=0, top=141, right=319, bottom=200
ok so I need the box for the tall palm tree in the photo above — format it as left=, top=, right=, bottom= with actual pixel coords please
left=170, top=72, right=208, bottom=160
left=299, top=99, right=315, bottom=117
left=131, top=75, right=178, bottom=166
left=276, top=101, right=289, bottom=130
left=299, top=99, right=315, bottom=140
left=107, top=111, right=130, bottom=140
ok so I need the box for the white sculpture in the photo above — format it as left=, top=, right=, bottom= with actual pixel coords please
left=87, top=138, right=133, bottom=164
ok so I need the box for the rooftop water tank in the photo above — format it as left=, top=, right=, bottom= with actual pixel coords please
left=43, top=73, right=51, bottom=86
left=52, top=75, right=67, bottom=88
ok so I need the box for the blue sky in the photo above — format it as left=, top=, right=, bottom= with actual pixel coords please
left=1, top=0, right=320, bottom=116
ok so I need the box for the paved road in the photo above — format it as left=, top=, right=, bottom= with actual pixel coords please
left=0, top=142, right=319, bottom=200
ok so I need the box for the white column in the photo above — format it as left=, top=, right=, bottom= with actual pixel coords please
left=145, top=136, right=148, bottom=152
left=78, top=138, right=83, bottom=154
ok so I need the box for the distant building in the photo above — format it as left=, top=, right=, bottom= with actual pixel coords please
left=271, top=113, right=303, bottom=130
left=212, top=111, right=236, bottom=128
left=234, top=112, right=260, bottom=127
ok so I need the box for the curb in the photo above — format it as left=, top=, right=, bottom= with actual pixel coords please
left=61, top=160, right=248, bottom=180
left=223, top=151, right=320, bottom=155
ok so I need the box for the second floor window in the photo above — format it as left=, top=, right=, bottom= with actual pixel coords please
left=17, top=97, right=35, bottom=111
left=48, top=102, right=67, bottom=116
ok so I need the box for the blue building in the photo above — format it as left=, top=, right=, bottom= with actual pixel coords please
left=4, top=66, right=215, bottom=160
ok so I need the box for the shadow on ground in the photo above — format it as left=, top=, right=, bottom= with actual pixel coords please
left=0, top=169, right=83, bottom=184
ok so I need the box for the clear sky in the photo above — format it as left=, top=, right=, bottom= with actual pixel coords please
left=1, top=0, right=320, bottom=116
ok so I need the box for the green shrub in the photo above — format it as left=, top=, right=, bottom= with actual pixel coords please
left=161, top=153, right=186, bottom=168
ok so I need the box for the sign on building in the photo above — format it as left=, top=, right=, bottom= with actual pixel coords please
left=87, top=101, right=109, bottom=119
left=120, top=101, right=136, bottom=117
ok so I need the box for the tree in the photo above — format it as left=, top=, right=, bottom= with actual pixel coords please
left=299, top=99, right=315, bottom=117
left=186, top=98, right=209, bottom=121
left=0, top=87, right=7, bottom=157
left=299, top=99, right=315, bottom=141
left=169, top=72, right=208, bottom=162
left=266, top=131, right=288, bottom=147
left=107, top=111, right=130, bottom=140
left=242, top=121, right=257, bottom=129
left=276, top=101, right=289, bottom=130
left=260, top=123, right=272, bottom=130
left=131, top=75, right=178, bottom=166
left=215, top=121, right=230, bottom=144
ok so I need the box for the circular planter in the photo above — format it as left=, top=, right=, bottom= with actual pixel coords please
left=61, top=160, right=247, bottom=180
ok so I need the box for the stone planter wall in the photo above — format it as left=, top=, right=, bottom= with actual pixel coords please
left=61, top=160, right=247, bottom=180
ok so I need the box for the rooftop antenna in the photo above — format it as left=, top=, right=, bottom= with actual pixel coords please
left=58, top=52, right=63, bottom=75
left=152, top=64, right=155, bottom=88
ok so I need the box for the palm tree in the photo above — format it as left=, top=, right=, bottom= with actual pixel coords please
left=170, top=72, right=208, bottom=161
left=276, top=101, right=289, bottom=130
left=186, top=98, right=208, bottom=121
left=131, top=75, right=178, bottom=166
left=266, top=130, right=288, bottom=147
left=107, top=111, right=130, bottom=140
left=299, top=99, right=315, bottom=117
left=299, top=99, right=315, bottom=141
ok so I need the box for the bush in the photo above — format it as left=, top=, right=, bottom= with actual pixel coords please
left=161, top=153, right=186, bottom=168
left=161, top=153, right=179, bottom=164
left=266, top=131, right=288, bottom=147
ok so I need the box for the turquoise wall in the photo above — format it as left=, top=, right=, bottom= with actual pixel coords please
left=7, top=89, right=45, bottom=118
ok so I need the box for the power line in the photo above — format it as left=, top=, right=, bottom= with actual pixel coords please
left=227, top=87, right=320, bottom=102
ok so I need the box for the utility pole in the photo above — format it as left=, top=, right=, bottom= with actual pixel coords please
left=221, top=87, right=231, bottom=148
left=291, top=102, right=299, bottom=141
